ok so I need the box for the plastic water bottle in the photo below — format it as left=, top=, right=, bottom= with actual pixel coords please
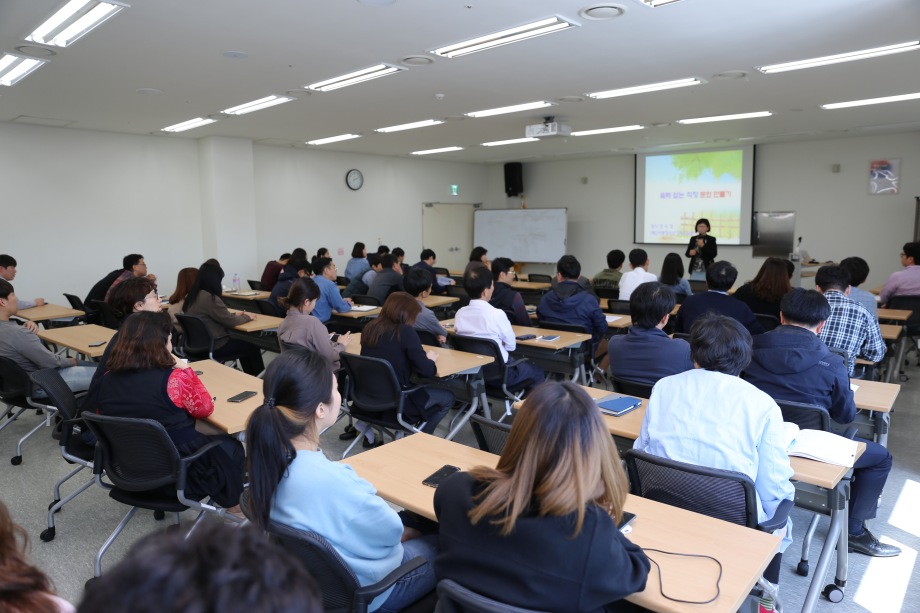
left=232, top=273, right=241, bottom=293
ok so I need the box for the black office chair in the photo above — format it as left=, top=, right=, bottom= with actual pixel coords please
left=81, top=413, right=243, bottom=578
left=91, top=299, right=121, bottom=329
left=29, top=368, right=96, bottom=543
left=64, top=292, right=95, bottom=324
left=469, top=414, right=513, bottom=455
left=605, top=299, right=631, bottom=315
left=352, top=295, right=382, bottom=307
left=433, top=267, right=450, bottom=277
left=416, top=330, right=442, bottom=346
left=0, top=356, right=55, bottom=466
left=672, top=332, right=691, bottom=341
left=885, top=295, right=920, bottom=378
left=594, top=287, right=619, bottom=301
left=254, top=298, right=282, bottom=317
left=247, top=279, right=264, bottom=291
left=689, top=280, right=708, bottom=294
left=610, top=375, right=653, bottom=399
left=436, top=579, right=548, bottom=613
left=446, top=286, right=471, bottom=310
left=754, top=313, right=780, bottom=332
left=339, top=353, right=429, bottom=458
left=527, top=274, right=552, bottom=284
left=175, top=314, right=240, bottom=369
left=336, top=275, right=351, bottom=287
left=451, top=335, right=535, bottom=421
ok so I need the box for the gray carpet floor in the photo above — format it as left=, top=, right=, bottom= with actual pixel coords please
left=1, top=357, right=918, bottom=612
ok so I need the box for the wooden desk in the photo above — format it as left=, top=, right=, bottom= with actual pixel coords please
left=869, top=285, right=882, bottom=296
left=422, top=295, right=459, bottom=309
left=343, top=434, right=781, bottom=613
left=510, top=280, right=551, bottom=291
left=439, top=319, right=589, bottom=351
left=606, top=314, right=632, bottom=329
left=334, top=306, right=382, bottom=319
left=343, top=334, right=493, bottom=379
left=853, top=379, right=898, bottom=413
left=221, top=290, right=270, bottom=301
left=231, top=313, right=284, bottom=333
left=192, top=360, right=264, bottom=435
left=876, top=308, right=911, bottom=322
left=36, top=324, right=115, bottom=359
left=15, top=304, right=83, bottom=322
left=879, top=323, right=900, bottom=341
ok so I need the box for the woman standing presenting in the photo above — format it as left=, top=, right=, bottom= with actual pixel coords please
left=685, top=218, right=717, bottom=281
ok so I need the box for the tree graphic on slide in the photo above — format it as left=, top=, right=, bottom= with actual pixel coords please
left=671, top=151, right=742, bottom=182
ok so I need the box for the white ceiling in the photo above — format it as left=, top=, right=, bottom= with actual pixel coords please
left=1, top=0, right=919, bottom=163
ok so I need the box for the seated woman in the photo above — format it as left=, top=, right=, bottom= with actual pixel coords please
left=463, top=246, right=489, bottom=276
left=732, top=256, right=792, bottom=320
left=277, top=277, right=352, bottom=370
left=166, top=267, right=198, bottom=331
left=310, top=247, right=330, bottom=272
left=435, top=382, right=649, bottom=612
left=659, top=252, right=691, bottom=299
left=85, top=312, right=245, bottom=513
left=182, top=262, right=264, bottom=376
left=343, top=242, right=369, bottom=281
left=360, top=292, right=454, bottom=435
left=245, top=350, right=437, bottom=613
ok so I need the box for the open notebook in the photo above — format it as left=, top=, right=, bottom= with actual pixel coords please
left=784, top=423, right=858, bottom=468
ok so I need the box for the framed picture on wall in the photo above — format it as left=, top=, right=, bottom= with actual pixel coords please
left=869, top=159, right=900, bottom=195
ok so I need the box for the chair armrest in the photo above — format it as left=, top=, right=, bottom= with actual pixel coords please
left=505, top=357, right=529, bottom=368
left=757, top=498, right=794, bottom=533
left=57, top=417, right=84, bottom=448
left=176, top=439, right=224, bottom=493
left=841, top=426, right=858, bottom=440
left=353, top=556, right=427, bottom=612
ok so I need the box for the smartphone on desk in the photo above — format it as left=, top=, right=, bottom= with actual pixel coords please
left=618, top=511, right=636, bottom=532
left=516, top=334, right=536, bottom=341
left=537, top=334, right=560, bottom=342
left=422, top=465, right=460, bottom=488
left=227, top=391, right=257, bottom=403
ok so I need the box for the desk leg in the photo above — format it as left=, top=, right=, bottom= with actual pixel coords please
left=888, top=332, right=908, bottom=383
left=875, top=412, right=890, bottom=448
left=801, top=486, right=848, bottom=612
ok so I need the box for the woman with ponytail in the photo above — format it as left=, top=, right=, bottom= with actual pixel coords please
left=245, top=349, right=437, bottom=613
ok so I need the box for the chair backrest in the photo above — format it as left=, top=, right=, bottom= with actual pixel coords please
left=674, top=292, right=687, bottom=304
left=63, top=293, right=89, bottom=312
left=339, top=353, right=403, bottom=414
left=672, top=332, right=691, bottom=341
left=775, top=399, right=831, bottom=431
left=886, top=295, right=920, bottom=335
left=247, top=279, right=264, bottom=291
left=594, top=287, right=619, bottom=301
left=266, top=520, right=360, bottom=613
left=435, top=579, right=548, bottom=613
left=624, top=449, right=758, bottom=529
left=29, top=368, right=79, bottom=420
left=352, top=294, right=382, bottom=307
left=527, top=274, right=552, bottom=284
left=433, top=267, right=450, bottom=277
left=610, top=376, right=653, bottom=399
left=81, top=413, right=180, bottom=492
left=175, top=314, right=216, bottom=357
left=446, top=285, right=471, bottom=309
left=469, top=414, right=513, bottom=455
left=754, top=313, right=780, bottom=332
left=0, top=356, right=32, bottom=401
left=336, top=276, right=350, bottom=287
left=689, top=280, right=708, bottom=294
left=827, top=345, right=849, bottom=364
left=606, top=299, right=631, bottom=315
left=254, top=299, right=281, bottom=316
left=91, top=299, right=121, bottom=329
left=416, top=329, right=441, bottom=346
left=278, top=340, right=302, bottom=354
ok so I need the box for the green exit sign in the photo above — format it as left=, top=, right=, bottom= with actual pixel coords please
left=449, top=184, right=459, bottom=196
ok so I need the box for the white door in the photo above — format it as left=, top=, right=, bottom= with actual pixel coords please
left=421, top=203, right=477, bottom=271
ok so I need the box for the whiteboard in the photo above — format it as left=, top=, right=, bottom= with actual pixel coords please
left=473, top=208, right=567, bottom=263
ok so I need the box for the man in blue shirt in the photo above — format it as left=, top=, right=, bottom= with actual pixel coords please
left=609, top=282, right=693, bottom=386
left=310, top=257, right=352, bottom=323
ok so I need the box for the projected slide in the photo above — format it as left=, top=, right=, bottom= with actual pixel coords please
left=635, top=147, right=754, bottom=245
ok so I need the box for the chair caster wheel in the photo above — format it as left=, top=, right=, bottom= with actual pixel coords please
left=153, top=510, right=166, bottom=520
left=10, top=456, right=22, bottom=465
left=796, top=561, right=809, bottom=576
left=48, top=499, right=61, bottom=511
left=823, top=584, right=844, bottom=603
left=40, top=527, right=56, bottom=542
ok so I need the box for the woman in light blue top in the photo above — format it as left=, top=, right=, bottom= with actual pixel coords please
left=245, top=349, right=437, bottom=612
left=659, top=252, right=691, bottom=298
left=343, top=242, right=370, bottom=281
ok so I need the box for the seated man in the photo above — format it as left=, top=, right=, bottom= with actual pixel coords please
left=259, top=252, right=290, bottom=292
left=367, top=254, right=405, bottom=305
left=455, top=268, right=544, bottom=391
left=537, top=255, right=607, bottom=345
left=634, top=313, right=794, bottom=602
left=0, top=280, right=96, bottom=394
left=86, top=265, right=125, bottom=307
left=342, top=253, right=380, bottom=298
left=880, top=241, right=920, bottom=306
left=608, top=282, right=693, bottom=386
left=839, top=256, right=876, bottom=318
left=268, top=257, right=308, bottom=313
left=404, top=268, right=448, bottom=344
left=488, top=257, right=530, bottom=326
left=0, top=255, right=45, bottom=310
left=617, top=249, right=657, bottom=303
left=310, top=258, right=352, bottom=323
left=675, top=261, right=763, bottom=335
left=591, top=249, right=625, bottom=294
left=392, top=247, right=410, bottom=275
left=815, top=266, right=885, bottom=376
left=411, top=249, right=453, bottom=295
left=743, top=288, right=900, bottom=557
left=105, top=254, right=157, bottom=301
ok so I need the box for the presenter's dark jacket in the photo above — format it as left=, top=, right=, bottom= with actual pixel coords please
left=743, top=325, right=855, bottom=423
left=489, top=282, right=530, bottom=326
left=537, top=280, right=607, bottom=344
left=434, top=472, right=649, bottom=613
left=675, top=291, right=764, bottom=336
left=608, top=326, right=693, bottom=386
left=685, top=235, right=718, bottom=270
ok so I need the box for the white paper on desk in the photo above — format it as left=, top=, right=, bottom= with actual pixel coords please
left=850, top=383, right=859, bottom=392
left=349, top=305, right=378, bottom=312
left=606, top=315, right=622, bottom=322
left=784, top=424, right=857, bottom=467
left=436, top=276, right=453, bottom=286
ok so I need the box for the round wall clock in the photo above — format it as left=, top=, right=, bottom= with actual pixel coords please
left=345, top=168, right=364, bottom=191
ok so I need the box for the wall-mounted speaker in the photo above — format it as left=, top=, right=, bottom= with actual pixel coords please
left=504, top=162, right=523, bottom=197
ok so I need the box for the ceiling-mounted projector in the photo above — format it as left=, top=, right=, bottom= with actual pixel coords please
left=525, top=116, right=571, bottom=138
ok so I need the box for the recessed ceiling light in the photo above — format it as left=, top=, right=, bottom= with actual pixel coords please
left=222, top=95, right=295, bottom=115
left=306, top=134, right=362, bottom=145
left=587, top=77, right=702, bottom=99
left=410, top=146, right=463, bottom=155
left=481, top=137, right=539, bottom=147
left=400, top=55, right=434, bottom=66
left=579, top=5, right=626, bottom=20
left=308, top=64, right=404, bottom=92
left=466, top=101, right=552, bottom=118
left=433, top=17, right=577, bottom=59
left=13, top=45, right=56, bottom=58
left=161, top=117, right=217, bottom=133
left=572, top=124, right=644, bottom=136
left=676, top=111, right=772, bottom=124
left=714, top=70, right=748, bottom=80
left=758, top=41, right=919, bottom=74
left=375, top=119, right=444, bottom=133
left=820, top=91, right=920, bottom=110
left=285, top=88, right=312, bottom=98
left=557, top=96, right=584, bottom=104
left=136, top=87, right=162, bottom=95
left=222, top=51, right=249, bottom=60
left=26, top=0, right=128, bottom=48
left=0, top=54, right=48, bottom=87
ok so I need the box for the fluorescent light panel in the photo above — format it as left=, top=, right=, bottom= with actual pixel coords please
left=433, top=17, right=576, bottom=59
left=0, top=54, right=48, bottom=86
left=482, top=137, right=538, bottom=147
left=821, top=92, right=920, bottom=110
left=308, top=64, right=402, bottom=92
left=677, top=111, right=772, bottom=124
left=758, top=41, right=920, bottom=74
left=306, top=134, right=361, bottom=145
left=587, top=77, right=701, bottom=100
left=375, top=119, right=444, bottom=133
left=411, top=146, right=463, bottom=155
left=222, top=95, right=294, bottom=115
left=161, top=117, right=217, bottom=133
left=27, top=0, right=128, bottom=48
left=572, top=125, right=644, bottom=136
left=466, top=101, right=552, bottom=118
